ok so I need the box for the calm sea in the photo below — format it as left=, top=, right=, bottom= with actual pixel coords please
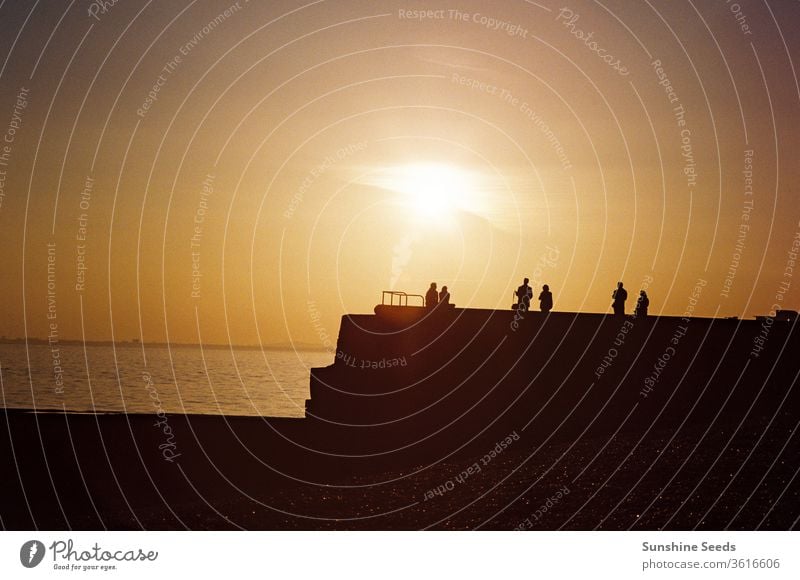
left=0, top=343, right=334, bottom=417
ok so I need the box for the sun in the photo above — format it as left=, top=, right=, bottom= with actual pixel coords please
left=370, top=163, right=482, bottom=226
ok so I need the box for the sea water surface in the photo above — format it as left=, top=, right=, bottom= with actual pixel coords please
left=0, top=343, right=333, bottom=417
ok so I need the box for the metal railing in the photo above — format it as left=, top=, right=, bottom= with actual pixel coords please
left=381, top=291, right=425, bottom=307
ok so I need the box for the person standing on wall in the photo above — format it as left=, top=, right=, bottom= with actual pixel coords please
left=425, top=283, right=439, bottom=308
left=635, top=290, right=649, bottom=318
left=516, top=278, right=532, bottom=312
left=439, top=285, right=450, bottom=306
left=539, top=284, right=553, bottom=313
left=612, top=282, right=627, bottom=316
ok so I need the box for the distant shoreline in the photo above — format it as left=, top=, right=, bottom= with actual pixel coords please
left=0, top=338, right=333, bottom=353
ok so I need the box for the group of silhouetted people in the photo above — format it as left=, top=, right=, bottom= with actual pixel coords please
left=613, top=281, right=649, bottom=317
left=425, top=282, right=450, bottom=308
left=515, top=278, right=553, bottom=313
left=425, top=279, right=650, bottom=317
left=513, top=279, right=649, bottom=317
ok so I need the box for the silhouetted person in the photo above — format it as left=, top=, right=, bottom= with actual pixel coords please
left=539, top=284, right=553, bottom=313
left=439, top=286, right=450, bottom=306
left=612, top=282, right=627, bottom=316
left=516, top=278, right=532, bottom=312
left=635, top=290, right=649, bottom=318
left=425, top=283, right=438, bottom=308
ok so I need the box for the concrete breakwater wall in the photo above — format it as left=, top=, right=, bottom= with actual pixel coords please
left=306, top=307, right=799, bottom=460
left=1, top=307, right=797, bottom=529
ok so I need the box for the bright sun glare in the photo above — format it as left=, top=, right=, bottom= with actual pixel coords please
left=394, top=164, right=468, bottom=222
left=371, top=163, right=483, bottom=226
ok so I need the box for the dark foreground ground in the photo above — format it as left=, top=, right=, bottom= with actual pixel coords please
left=5, top=312, right=797, bottom=529
left=136, top=417, right=800, bottom=531
left=3, top=411, right=796, bottom=530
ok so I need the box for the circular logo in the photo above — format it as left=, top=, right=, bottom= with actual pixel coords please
left=20, top=540, right=46, bottom=568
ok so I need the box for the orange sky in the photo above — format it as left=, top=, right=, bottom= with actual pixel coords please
left=0, top=0, right=798, bottom=347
